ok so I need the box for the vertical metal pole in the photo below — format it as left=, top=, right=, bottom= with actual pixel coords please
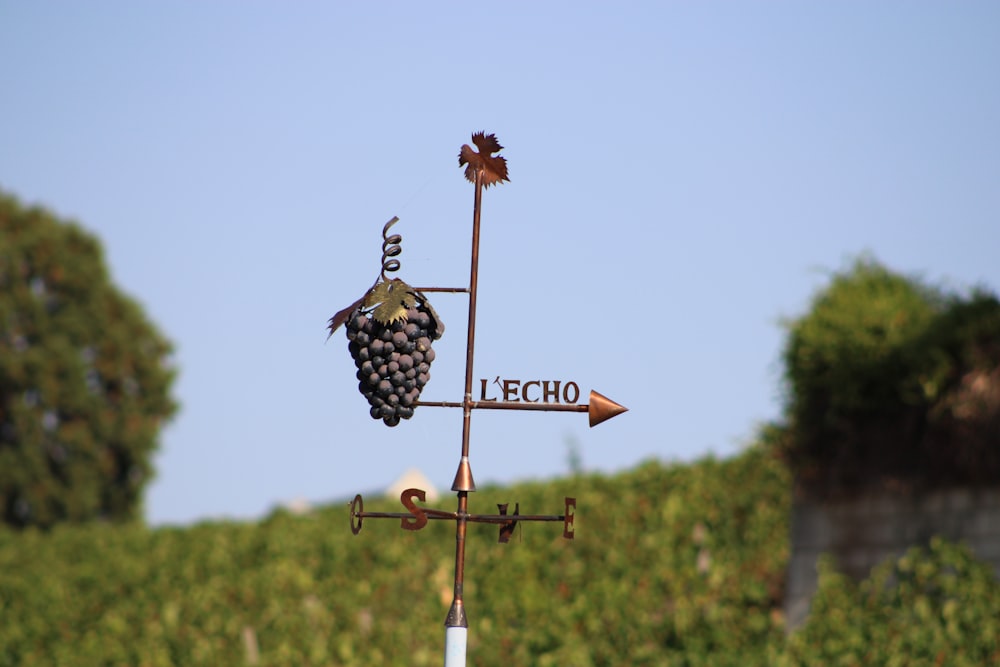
left=444, top=168, right=484, bottom=667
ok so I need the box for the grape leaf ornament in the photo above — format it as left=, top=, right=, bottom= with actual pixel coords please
left=458, top=132, right=509, bottom=188
left=365, top=279, right=416, bottom=325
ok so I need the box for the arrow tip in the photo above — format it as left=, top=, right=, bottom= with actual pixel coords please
left=588, top=390, right=628, bottom=427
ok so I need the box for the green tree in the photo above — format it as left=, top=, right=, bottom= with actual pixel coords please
left=0, top=190, right=177, bottom=528
left=777, top=257, right=1000, bottom=495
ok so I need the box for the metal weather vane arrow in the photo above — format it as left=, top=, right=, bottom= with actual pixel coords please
left=416, top=389, right=628, bottom=427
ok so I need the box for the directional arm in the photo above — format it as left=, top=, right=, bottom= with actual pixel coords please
left=349, top=490, right=575, bottom=541
left=416, top=389, right=627, bottom=427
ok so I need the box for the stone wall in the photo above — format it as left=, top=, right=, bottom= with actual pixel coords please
left=784, top=486, right=1000, bottom=630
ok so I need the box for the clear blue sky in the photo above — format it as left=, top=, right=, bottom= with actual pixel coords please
left=2, top=3, right=998, bottom=525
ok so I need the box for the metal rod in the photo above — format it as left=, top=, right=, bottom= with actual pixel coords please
left=460, top=167, right=484, bottom=461
left=417, top=400, right=590, bottom=413
left=355, top=510, right=566, bottom=524
left=412, top=286, right=471, bottom=293
left=444, top=166, right=485, bottom=666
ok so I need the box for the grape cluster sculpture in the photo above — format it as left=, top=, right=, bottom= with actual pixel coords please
left=344, top=289, right=443, bottom=426
left=329, top=264, right=444, bottom=426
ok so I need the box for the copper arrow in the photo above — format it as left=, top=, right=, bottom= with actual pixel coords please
left=416, top=390, right=628, bottom=428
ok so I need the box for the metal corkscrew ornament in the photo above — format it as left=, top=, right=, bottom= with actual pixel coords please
left=328, top=132, right=627, bottom=667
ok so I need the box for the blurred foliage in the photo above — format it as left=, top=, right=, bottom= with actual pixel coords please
left=0, top=448, right=792, bottom=666
left=0, top=190, right=177, bottom=528
left=781, top=538, right=1000, bottom=667
left=778, top=257, right=1000, bottom=496
left=1, top=448, right=996, bottom=664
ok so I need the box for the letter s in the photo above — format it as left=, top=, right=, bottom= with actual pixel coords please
left=400, top=488, right=428, bottom=531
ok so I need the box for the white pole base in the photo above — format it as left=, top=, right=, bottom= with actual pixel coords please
left=444, top=626, right=467, bottom=667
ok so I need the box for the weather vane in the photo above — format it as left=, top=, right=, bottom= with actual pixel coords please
left=328, top=132, right=627, bottom=667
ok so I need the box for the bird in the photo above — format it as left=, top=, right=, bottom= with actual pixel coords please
left=458, top=131, right=509, bottom=188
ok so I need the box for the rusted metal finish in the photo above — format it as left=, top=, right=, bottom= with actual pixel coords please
left=417, top=388, right=628, bottom=428
left=445, top=599, right=468, bottom=629
left=563, top=497, right=576, bottom=539
left=587, top=390, right=629, bottom=427
left=349, top=494, right=364, bottom=535
left=343, top=134, right=621, bottom=665
left=349, top=489, right=570, bottom=534
left=451, top=455, right=476, bottom=492
left=450, top=490, right=469, bottom=629
left=497, top=503, right=517, bottom=543
left=460, top=167, right=485, bottom=460
left=349, top=507, right=568, bottom=526
left=420, top=399, right=589, bottom=412
left=478, top=378, right=583, bottom=404
left=380, top=217, right=402, bottom=280
left=447, top=162, right=486, bottom=632
left=458, top=132, right=509, bottom=188
left=412, top=286, right=471, bottom=293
